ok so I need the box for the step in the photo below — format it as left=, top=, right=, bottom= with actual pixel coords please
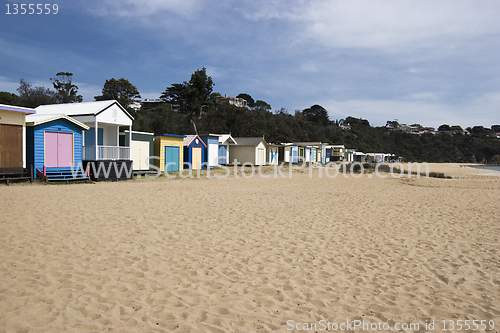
left=46, top=176, right=89, bottom=182
left=46, top=174, right=87, bottom=179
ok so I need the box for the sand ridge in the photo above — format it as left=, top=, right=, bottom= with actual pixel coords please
left=0, top=164, right=499, bottom=332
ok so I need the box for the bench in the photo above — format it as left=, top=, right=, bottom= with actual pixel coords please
left=0, top=166, right=34, bottom=186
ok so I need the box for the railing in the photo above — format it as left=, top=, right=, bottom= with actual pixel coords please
left=83, top=145, right=130, bottom=160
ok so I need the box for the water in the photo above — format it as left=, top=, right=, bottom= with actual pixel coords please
left=467, top=165, right=500, bottom=172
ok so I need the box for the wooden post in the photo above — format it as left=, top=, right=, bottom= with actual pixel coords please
left=95, top=118, right=98, bottom=161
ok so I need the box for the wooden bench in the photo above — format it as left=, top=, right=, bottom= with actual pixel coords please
left=0, top=166, right=34, bottom=186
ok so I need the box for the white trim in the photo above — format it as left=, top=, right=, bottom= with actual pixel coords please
left=26, top=114, right=90, bottom=129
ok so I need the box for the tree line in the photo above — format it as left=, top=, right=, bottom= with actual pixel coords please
left=1, top=68, right=499, bottom=164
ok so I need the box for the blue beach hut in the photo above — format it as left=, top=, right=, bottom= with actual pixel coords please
left=26, top=114, right=89, bottom=181
left=183, top=135, right=207, bottom=170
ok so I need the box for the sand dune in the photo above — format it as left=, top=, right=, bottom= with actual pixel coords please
left=0, top=164, right=499, bottom=332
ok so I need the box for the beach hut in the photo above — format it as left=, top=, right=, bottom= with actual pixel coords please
left=305, top=146, right=311, bottom=162
left=200, top=134, right=220, bottom=168
left=354, top=151, right=366, bottom=162
left=35, top=100, right=134, bottom=181
left=344, top=149, right=355, bottom=162
left=183, top=135, right=207, bottom=169
left=0, top=104, right=35, bottom=168
left=229, top=137, right=267, bottom=165
left=218, top=134, right=237, bottom=164
left=0, top=104, right=35, bottom=184
left=290, top=146, right=298, bottom=163
left=311, top=147, right=317, bottom=163
left=268, top=144, right=280, bottom=165
left=25, top=114, right=89, bottom=181
left=283, top=144, right=299, bottom=163
left=120, top=130, right=154, bottom=171
left=153, top=134, right=185, bottom=172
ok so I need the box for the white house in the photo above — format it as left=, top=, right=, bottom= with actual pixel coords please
left=35, top=100, right=134, bottom=180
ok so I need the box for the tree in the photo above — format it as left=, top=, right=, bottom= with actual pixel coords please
left=450, top=125, right=463, bottom=131
left=160, top=67, right=214, bottom=118
left=16, top=79, right=56, bottom=108
left=302, top=104, right=330, bottom=126
left=438, top=124, right=451, bottom=131
left=386, top=120, right=400, bottom=129
left=236, top=93, right=255, bottom=108
left=345, top=116, right=370, bottom=127
left=50, top=72, right=82, bottom=103
left=491, top=125, right=500, bottom=132
left=469, top=126, right=492, bottom=135
left=253, top=100, right=271, bottom=112
left=0, top=91, right=19, bottom=105
left=94, top=78, right=141, bottom=109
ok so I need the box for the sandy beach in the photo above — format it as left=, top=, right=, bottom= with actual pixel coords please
left=0, top=163, right=499, bottom=332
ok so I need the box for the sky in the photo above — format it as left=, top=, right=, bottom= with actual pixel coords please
left=0, top=0, right=499, bottom=128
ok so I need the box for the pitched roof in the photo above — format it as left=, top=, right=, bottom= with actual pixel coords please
left=35, top=100, right=134, bottom=120
left=26, top=114, right=89, bottom=129
left=0, top=103, right=36, bottom=114
left=219, top=134, right=237, bottom=145
left=232, top=137, right=267, bottom=146
left=183, top=135, right=207, bottom=148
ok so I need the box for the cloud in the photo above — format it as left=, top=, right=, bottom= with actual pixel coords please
left=0, top=76, right=22, bottom=93
left=324, top=92, right=500, bottom=128
left=239, top=0, right=500, bottom=51
left=87, top=0, right=204, bottom=18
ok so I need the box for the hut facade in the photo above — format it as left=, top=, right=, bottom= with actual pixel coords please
left=268, top=144, right=280, bottom=165
left=218, top=134, right=237, bottom=164
left=25, top=114, right=89, bottom=181
left=0, top=103, right=35, bottom=168
left=120, top=130, right=154, bottom=171
left=153, top=134, right=185, bottom=172
left=200, top=134, right=220, bottom=169
left=229, top=137, right=267, bottom=165
left=183, top=135, right=207, bottom=170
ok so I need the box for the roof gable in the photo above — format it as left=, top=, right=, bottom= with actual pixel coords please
left=184, top=135, right=207, bottom=148
left=26, top=114, right=89, bottom=129
left=219, top=134, right=237, bottom=145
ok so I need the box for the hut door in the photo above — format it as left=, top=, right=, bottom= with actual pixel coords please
left=45, top=132, right=73, bottom=168
left=164, top=146, right=179, bottom=172
left=257, top=148, right=265, bottom=165
left=0, top=124, right=23, bottom=168
left=192, top=147, right=202, bottom=169
left=218, top=145, right=227, bottom=164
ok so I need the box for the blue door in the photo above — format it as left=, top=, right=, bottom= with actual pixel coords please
left=218, top=144, right=227, bottom=164
left=165, top=146, right=179, bottom=172
left=291, top=147, right=298, bottom=163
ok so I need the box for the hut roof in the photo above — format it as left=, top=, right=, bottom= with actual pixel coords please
left=232, top=137, right=267, bottom=146
left=35, top=100, right=134, bottom=121
left=184, top=135, right=207, bottom=148
left=0, top=103, right=36, bottom=114
left=219, top=134, right=237, bottom=145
